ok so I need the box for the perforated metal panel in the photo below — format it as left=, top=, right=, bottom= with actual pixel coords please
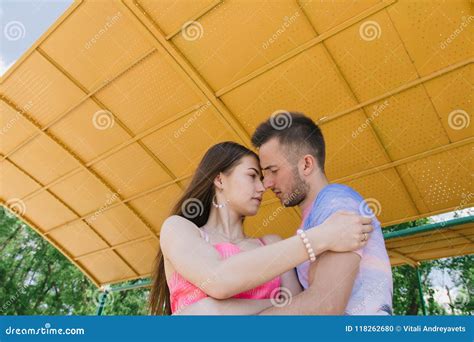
left=1, top=0, right=472, bottom=286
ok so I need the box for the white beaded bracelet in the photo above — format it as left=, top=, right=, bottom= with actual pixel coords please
left=297, top=229, right=316, bottom=262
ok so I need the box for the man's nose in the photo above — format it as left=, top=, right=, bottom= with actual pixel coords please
left=263, top=176, right=273, bottom=190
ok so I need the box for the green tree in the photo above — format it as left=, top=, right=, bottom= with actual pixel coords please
left=0, top=207, right=149, bottom=315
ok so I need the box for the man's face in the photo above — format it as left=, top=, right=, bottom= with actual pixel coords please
left=258, top=138, right=308, bottom=207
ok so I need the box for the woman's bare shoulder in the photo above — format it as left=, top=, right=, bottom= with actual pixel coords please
left=161, top=215, right=200, bottom=239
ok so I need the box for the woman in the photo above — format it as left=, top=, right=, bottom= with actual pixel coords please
left=149, top=142, right=373, bottom=315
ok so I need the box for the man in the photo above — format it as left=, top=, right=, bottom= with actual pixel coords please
left=252, top=112, right=393, bottom=315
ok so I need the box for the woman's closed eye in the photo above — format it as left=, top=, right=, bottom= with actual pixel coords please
left=249, top=172, right=258, bottom=179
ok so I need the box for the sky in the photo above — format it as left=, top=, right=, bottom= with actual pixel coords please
left=0, top=0, right=73, bottom=75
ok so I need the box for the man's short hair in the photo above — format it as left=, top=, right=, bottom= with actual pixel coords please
left=251, top=112, right=325, bottom=171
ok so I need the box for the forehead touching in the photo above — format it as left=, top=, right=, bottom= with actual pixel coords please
left=232, top=155, right=261, bottom=173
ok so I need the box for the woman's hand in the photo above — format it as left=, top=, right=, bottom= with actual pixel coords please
left=306, top=211, right=373, bottom=253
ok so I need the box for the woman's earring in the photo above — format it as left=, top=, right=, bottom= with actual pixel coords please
left=212, top=195, right=228, bottom=208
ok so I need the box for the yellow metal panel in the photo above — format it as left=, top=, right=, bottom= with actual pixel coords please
left=40, top=0, right=154, bottom=90
left=115, top=238, right=158, bottom=275
left=173, top=0, right=315, bottom=90
left=91, top=143, right=173, bottom=198
left=48, top=99, right=131, bottom=162
left=346, top=168, right=418, bottom=224
left=403, top=144, right=473, bottom=212
left=141, top=106, right=239, bottom=177
left=94, top=52, right=202, bottom=134
left=366, top=86, right=450, bottom=160
left=0, top=160, right=41, bottom=200
left=397, top=239, right=470, bottom=255
left=423, top=65, right=473, bottom=142
left=23, top=192, right=77, bottom=232
left=386, top=223, right=474, bottom=267
left=387, top=232, right=470, bottom=250
left=48, top=170, right=121, bottom=216
left=323, top=10, right=418, bottom=102
left=323, top=110, right=389, bottom=179
left=0, top=102, right=37, bottom=155
left=387, top=0, right=473, bottom=76
left=128, top=184, right=183, bottom=234
left=138, top=0, right=216, bottom=36
left=86, top=205, right=152, bottom=245
left=300, top=0, right=380, bottom=33
left=410, top=244, right=474, bottom=262
left=1, top=51, right=85, bottom=127
left=244, top=202, right=301, bottom=239
left=8, top=135, right=78, bottom=185
left=79, top=250, right=136, bottom=284
left=48, top=221, right=109, bottom=257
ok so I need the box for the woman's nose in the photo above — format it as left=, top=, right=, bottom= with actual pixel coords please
left=257, top=180, right=265, bottom=192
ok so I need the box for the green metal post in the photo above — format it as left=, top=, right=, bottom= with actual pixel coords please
left=96, top=290, right=109, bottom=316
left=415, top=265, right=427, bottom=316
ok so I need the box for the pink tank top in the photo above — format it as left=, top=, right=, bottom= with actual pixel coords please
left=168, top=230, right=282, bottom=314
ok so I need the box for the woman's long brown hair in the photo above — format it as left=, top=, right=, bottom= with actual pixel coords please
left=149, top=141, right=258, bottom=315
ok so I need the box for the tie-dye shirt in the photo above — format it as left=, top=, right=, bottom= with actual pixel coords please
left=296, top=184, right=393, bottom=315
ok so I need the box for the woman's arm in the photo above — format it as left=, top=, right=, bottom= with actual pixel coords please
left=261, top=234, right=303, bottom=297
left=160, top=211, right=372, bottom=299
left=174, top=297, right=273, bottom=315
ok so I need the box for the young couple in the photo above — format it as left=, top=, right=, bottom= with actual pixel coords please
left=149, top=112, right=393, bottom=315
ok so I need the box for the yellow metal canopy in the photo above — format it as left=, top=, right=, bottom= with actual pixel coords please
left=385, top=216, right=474, bottom=267
left=0, top=0, right=472, bottom=287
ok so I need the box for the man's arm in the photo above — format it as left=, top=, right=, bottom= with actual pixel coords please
left=258, top=251, right=360, bottom=315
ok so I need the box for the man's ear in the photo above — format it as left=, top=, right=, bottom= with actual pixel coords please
left=301, top=154, right=316, bottom=176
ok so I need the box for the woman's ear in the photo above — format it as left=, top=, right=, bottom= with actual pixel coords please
left=213, top=173, right=224, bottom=191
